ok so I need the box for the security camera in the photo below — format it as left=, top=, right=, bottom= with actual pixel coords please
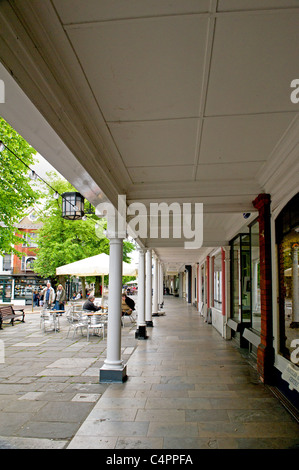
left=243, top=213, right=251, bottom=219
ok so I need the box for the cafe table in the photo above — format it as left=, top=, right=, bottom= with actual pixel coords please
left=40, top=309, right=64, bottom=333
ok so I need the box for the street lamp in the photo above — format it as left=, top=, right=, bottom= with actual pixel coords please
left=61, top=192, right=85, bottom=220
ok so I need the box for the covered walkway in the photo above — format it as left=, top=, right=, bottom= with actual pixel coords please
left=0, top=1, right=298, bottom=447
left=68, top=296, right=299, bottom=449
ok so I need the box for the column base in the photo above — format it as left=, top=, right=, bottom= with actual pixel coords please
left=99, top=365, right=127, bottom=383
left=146, top=321, right=154, bottom=327
left=152, top=311, right=165, bottom=317
left=135, top=325, right=148, bottom=340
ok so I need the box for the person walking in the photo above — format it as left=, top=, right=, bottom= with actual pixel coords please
left=42, top=283, right=55, bottom=309
left=53, top=284, right=66, bottom=312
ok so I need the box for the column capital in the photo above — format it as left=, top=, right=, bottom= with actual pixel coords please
left=252, top=193, right=271, bottom=211
left=108, top=236, right=125, bottom=244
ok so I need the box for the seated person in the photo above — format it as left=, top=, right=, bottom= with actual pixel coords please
left=121, top=294, right=135, bottom=316
left=83, top=295, right=102, bottom=312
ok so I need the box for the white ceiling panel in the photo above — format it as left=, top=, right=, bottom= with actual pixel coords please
left=128, top=165, right=194, bottom=184
left=108, top=119, right=199, bottom=168
left=206, top=11, right=299, bottom=115
left=54, top=0, right=211, bottom=23
left=65, top=15, right=208, bottom=121
left=198, top=113, right=295, bottom=164
left=217, top=0, right=299, bottom=12
left=196, top=161, right=264, bottom=181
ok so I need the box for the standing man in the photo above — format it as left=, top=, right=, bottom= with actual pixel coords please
left=54, top=284, right=66, bottom=312
left=42, top=282, right=55, bottom=309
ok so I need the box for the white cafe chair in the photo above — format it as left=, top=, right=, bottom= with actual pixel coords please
left=86, top=313, right=106, bottom=341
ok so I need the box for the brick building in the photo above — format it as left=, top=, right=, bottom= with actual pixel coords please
left=0, top=210, right=45, bottom=305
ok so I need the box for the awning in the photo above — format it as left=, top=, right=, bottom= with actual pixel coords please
left=56, top=253, right=137, bottom=277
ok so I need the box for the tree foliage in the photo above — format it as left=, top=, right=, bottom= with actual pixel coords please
left=33, top=173, right=135, bottom=279
left=0, top=117, right=40, bottom=255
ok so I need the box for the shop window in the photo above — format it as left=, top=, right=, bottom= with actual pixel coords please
left=276, top=193, right=299, bottom=361
left=231, top=234, right=251, bottom=324
left=250, top=220, right=261, bottom=332
left=14, top=279, right=35, bottom=299
left=213, top=253, right=222, bottom=309
left=0, top=278, right=12, bottom=302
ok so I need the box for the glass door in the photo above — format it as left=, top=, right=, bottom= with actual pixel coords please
left=0, top=279, right=12, bottom=303
left=231, top=236, right=241, bottom=322
left=241, top=234, right=251, bottom=324
left=231, top=234, right=252, bottom=324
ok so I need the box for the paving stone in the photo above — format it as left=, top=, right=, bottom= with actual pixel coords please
left=76, top=419, right=149, bottom=437
left=116, top=437, right=163, bottom=449
left=17, top=421, right=79, bottom=439
left=67, top=435, right=117, bottom=449
left=30, top=401, right=94, bottom=423
left=0, top=436, right=67, bottom=449
left=72, top=393, right=101, bottom=402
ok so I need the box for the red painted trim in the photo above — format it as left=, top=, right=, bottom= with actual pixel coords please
left=207, top=256, right=210, bottom=309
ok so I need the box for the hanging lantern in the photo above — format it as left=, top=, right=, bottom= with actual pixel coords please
left=61, top=192, right=85, bottom=220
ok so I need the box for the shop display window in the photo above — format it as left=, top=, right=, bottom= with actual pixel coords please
left=213, top=252, right=222, bottom=309
left=231, top=233, right=251, bottom=324
left=276, top=193, right=299, bottom=362
left=250, top=220, right=261, bottom=332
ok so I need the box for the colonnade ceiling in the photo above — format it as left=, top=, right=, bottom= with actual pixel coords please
left=0, top=1, right=299, bottom=266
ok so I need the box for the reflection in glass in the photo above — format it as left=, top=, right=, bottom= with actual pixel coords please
left=231, top=234, right=251, bottom=323
left=251, top=221, right=261, bottom=332
left=278, top=229, right=299, bottom=359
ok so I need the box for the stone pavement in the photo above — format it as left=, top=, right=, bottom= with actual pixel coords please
left=0, top=297, right=298, bottom=449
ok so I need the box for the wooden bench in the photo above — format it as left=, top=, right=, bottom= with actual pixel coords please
left=0, top=306, right=25, bottom=330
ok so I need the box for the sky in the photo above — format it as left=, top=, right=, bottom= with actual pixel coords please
left=32, top=153, right=63, bottom=180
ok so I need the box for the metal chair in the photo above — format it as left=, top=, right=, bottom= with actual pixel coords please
left=121, top=309, right=137, bottom=327
left=40, top=309, right=60, bottom=333
left=66, top=310, right=88, bottom=339
left=86, top=313, right=106, bottom=341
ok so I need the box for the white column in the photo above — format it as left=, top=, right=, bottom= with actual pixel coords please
left=145, top=249, right=153, bottom=326
left=100, top=237, right=127, bottom=382
left=152, top=255, right=159, bottom=315
left=101, top=274, right=105, bottom=307
left=158, top=260, right=161, bottom=306
left=159, top=263, right=164, bottom=306
left=136, top=248, right=147, bottom=339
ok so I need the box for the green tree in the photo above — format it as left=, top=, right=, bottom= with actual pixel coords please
left=33, top=174, right=135, bottom=281
left=0, top=117, right=40, bottom=255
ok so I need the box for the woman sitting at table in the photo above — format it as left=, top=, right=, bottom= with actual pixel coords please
left=121, top=294, right=135, bottom=316
left=83, top=295, right=102, bottom=312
